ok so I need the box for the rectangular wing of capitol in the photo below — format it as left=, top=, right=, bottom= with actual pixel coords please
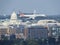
left=0, top=11, right=60, bottom=40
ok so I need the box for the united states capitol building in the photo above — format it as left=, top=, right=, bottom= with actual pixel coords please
left=0, top=12, right=60, bottom=40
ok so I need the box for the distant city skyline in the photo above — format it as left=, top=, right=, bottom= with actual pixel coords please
left=0, top=0, right=60, bottom=15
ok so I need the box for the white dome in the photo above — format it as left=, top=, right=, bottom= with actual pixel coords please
left=10, top=12, right=18, bottom=24
left=10, top=12, right=17, bottom=20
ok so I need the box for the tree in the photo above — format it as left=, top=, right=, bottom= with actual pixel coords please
left=26, top=39, right=39, bottom=45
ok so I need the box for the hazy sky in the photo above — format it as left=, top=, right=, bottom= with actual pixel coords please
left=0, top=0, right=60, bottom=15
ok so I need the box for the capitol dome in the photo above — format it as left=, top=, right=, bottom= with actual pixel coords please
left=10, top=12, right=20, bottom=24
left=10, top=12, right=17, bottom=20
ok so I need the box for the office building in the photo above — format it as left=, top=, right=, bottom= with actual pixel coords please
left=48, top=24, right=60, bottom=38
left=24, top=25, right=48, bottom=39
